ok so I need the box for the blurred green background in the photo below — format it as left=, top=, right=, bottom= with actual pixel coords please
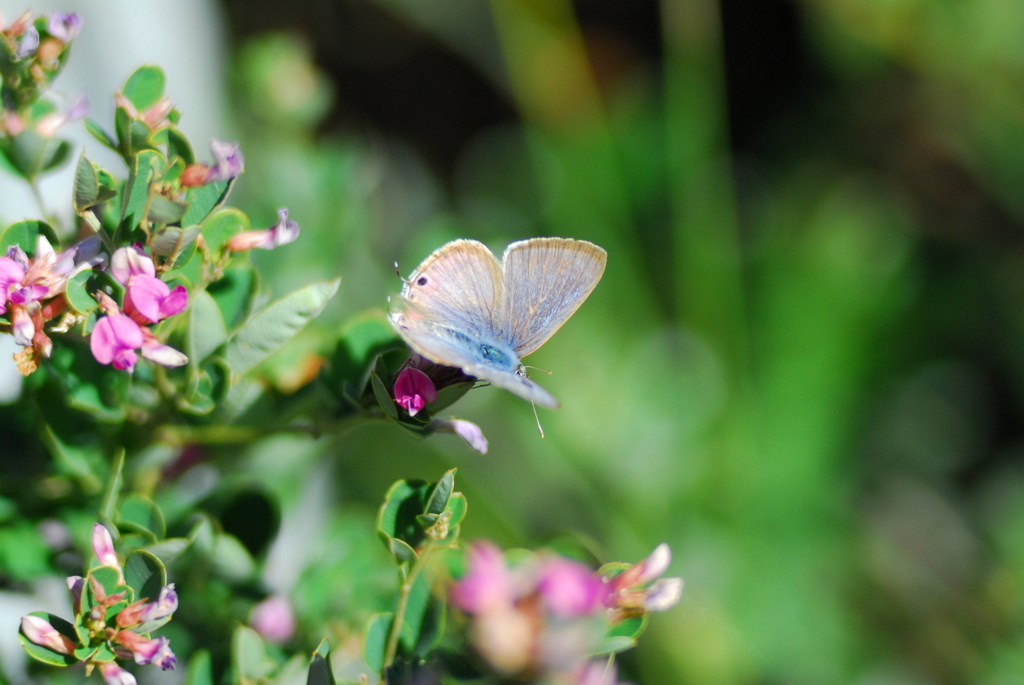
left=5, top=0, right=1024, bottom=683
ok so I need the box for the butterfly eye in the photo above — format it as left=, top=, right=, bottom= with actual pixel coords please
left=417, top=276, right=428, bottom=286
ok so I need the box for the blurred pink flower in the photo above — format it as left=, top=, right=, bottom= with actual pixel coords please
left=603, top=543, right=683, bottom=618
left=537, top=557, right=604, bottom=617
left=123, top=275, right=187, bottom=324
left=250, top=594, right=296, bottom=645
left=99, top=661, right=137, bottom=685
left=227, top=208, right=299, bottom=252
left=451, top=542, right=514, bottom=615
left=393, top=367, right=437, bottom=416
left=46, top=12, right=81, bottom=41
left=207, top=140, right=244, bottom=182
left=92, top=524, right=122, bottom=579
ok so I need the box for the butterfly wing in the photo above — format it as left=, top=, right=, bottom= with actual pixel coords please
left=500, top=238, right=607, bottom=357
left=390, top=310, right=560, bottom=408
left=396, top=239, right=504, bottom=336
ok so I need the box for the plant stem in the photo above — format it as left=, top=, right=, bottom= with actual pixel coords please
left=382, top=540, right=435, bottom=671
left=29, top=179, right=58, bottom=228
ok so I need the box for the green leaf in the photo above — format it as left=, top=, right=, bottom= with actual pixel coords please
left=363, top=613, right=393, bottom=674
left=119, top=149, right=165, bottom=237
left=307, top=638, right=335, bottom=685
left=189, top=290, right=228, bottom=364
left=0, top=131, right=71, bottom=179
left=371, top=373, right=398, bottom=419
left=122, top=65, right=166, bottom=112
left=225, top=279, right=340, bottom=377
left=118, top=494, right=166, bottom=540
left=147, top=194, right=189, bottom=225
left=232, top=626, right=276, bottom=681
left=424, top=381, right=474, bottom=415
left=182, top=179, right=233, bottom=226
left=178, top=369, right=217, bottom=416
left=143, top=538, right=190, bottom=565
left=99, top=450, right=125, bottom=523
left=376, top=479, right=431, bottom=556
left=151, top=225, right=200, bottom=257
left=65, top=270, right=122, bottom=315
left=166, top=126, right=195, bottom=165
left=124, top=550, right=166, bottom=605
left=425, top=469, right=456, bottom=516
left=39, top=423, right=105, bottom=494
left=84, top=119, right=118, bottom=152
left=19, top=612, right=79, bottom=667
left=73, top=154, right=98, bottom=210
left=200, top=207, right=249, bottom=253
left=445, top=493, right=468, bottom=527
left=182, top=649, right=214, bottom=685
left=211, top=533, right=256, bottom=582
left=388, top=538, right=417, bottom=564
left=0, top=220, right=59, bottom=256
left=593, top=615, right=648, bottom=655
left=207, top=263, right=257, bottom=330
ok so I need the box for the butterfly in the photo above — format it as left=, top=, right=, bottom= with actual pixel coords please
left=389, top=237, right=607, bottom=409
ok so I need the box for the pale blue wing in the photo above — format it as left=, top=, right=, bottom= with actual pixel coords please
left=397, top=239, right=504, bottom=337
left=390, top=309, right=560, bottom=408
left=500, top=238, right=607, bottom=357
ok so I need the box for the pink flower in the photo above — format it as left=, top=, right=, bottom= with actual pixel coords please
left=123, top=275, right=187, bottom=324
left=20, top=615, right=76, bottom=654
left=537, top=557, right=604, bottom=617
left=451, top=542, right=514, bottom=614
left=393, top=367, right=437, bottom=416
left=92, top=524, right=122, bottom=576
left=206, top=140, right=244, bottom=182
left=66, top=575, right=84, bottom=613
left=249, top=594, right=296, bottom=645
left=36, top=92, right=88, bottom=137
left=117, top=584, right=178, bottom=628
left=115, top=93, right=173, bottom=130
left=226, top=208, right=299, bottom=252
left=429, top=418, right=488, bottom=454
left=0, top=256, right=26, bottom=315
left=91, top=313, right=144, bottom=371
left=99, top=662, right=137, bottom=685
left=110, top=245, right=154, bottom=283
left=603, top=543, right=683, bottom=618
left=46, top=12, right=81, bottom=42
left=116, top=630, right=176, bottom=670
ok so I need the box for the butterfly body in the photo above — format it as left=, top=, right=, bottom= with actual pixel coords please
left=390, top=237, right=607, bottom=409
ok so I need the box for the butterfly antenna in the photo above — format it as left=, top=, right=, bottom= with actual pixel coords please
left=522, top=365, right=553, bottom=376
left=394, top=261, right=410, bottom=284
left=532, top=400, right=545, bottom=438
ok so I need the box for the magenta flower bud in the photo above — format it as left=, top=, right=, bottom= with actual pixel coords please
left=250, top=594, right=296, bottom=645
left=393, top=367, right=437, bottom=416
left=429, top=418, right=488, bottom=454
left=91, top=314, right=144, bottom=372
left=20, top=615, right=76, bottom=654
left=451, top=542, right=513, bottom=614
left=206, top=140, right=244, bottom=182
left=226, top=208, right=300, bottom=252
left=99, top=661, right=138, bottom=685
left=116, top=631, right=176, bottom=670
left=110, top=245, right=155, bottom=285
left=123, top=275, right=187, bottom=323
left=9, top=284, right=48, bottom=306
left=537, top=557, right=604, bottom=617
left=0, top=257, right=25, bottom=314
left=46, top=12, right=81, bottom=41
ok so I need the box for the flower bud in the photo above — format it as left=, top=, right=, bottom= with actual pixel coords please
left=20, top=615, right=76, bottom=654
